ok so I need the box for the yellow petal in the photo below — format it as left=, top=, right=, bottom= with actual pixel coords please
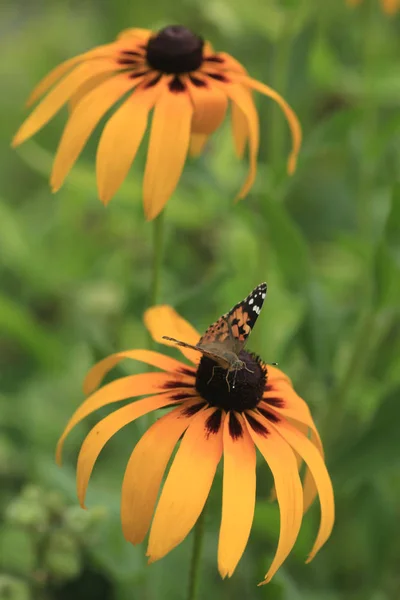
left=186, top=76, right=228, bottom=135
left=83, top=349, right=194, bottom=396
left=239, top=75, right=302, bottom=175
left=245, top=414, right=303, bottom=584
left=26, top=42, right=122, bottom=107
left=12, top=59, right=118, bottom=146
left=121, top=400, right=202, bottom=544
left=143, top=85, right=193, bottom=220
left=50, top=73, right=144, bottom=192
left=69, top=72, right=113, bottom=113
left=97, top=82, right=162, bottom=205
left=211, top=79, right=259, bottom=199
left=56, top=372, right=185, bottom=465
left=272, top=418, right=334, bottom=563
left=144, top=305, right=201, bottom=364
left=147, top=408, right=224, bottom=561
left=189, top=133, right=209, bottom=157
left=76, top=393, right=176, bottom=507
left=230, top=99, right=248, bottom=158
left=218, top=412, right=256, bottom=578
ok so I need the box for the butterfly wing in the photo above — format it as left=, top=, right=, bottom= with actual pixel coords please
left=162, top=336, right=230, bottom=368
left=199, top=282, right=267, bottom=354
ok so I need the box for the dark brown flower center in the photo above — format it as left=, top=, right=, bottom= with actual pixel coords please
left=195, top=351, right=267, bottom=412
left=146, top=25, right=204, bottom=74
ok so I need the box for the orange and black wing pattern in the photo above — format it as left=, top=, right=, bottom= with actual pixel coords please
left=199, top=282, right=267, bottom=353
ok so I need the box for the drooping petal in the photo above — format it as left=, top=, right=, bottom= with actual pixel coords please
left=186, top=76, right=228, bottom=135
left=147, top=407, right=224, bottom=562
left=25, top=43, right=122, bottom=107
left=238, top=75, right=302, bottom=175
left=76, top=393, right=178, bottom=507
left=245, top=414, right=303, bottom=585
left=83, top=349, right=194, bottom=396
left=56, top=372, right=183, bottom=464
left=218, top=413, right=256, bottom=578
left=121, top=399, right=203, bottom=544
left=271, top=418, right=334, bottom=563
left=212, top=80, right=259, bottom=200
left=51, top=73, right=144, bottom=191
left=144, top=306, right=201, bottom=364
left=189, top=133, right=209, bottom=157
left=231, top=100, right=248, bottom=158
left=12, top=60, right=118, bottom=146
left=143, top=85, right=193, bottom=220
left=97, top=81, right=163, bottom=205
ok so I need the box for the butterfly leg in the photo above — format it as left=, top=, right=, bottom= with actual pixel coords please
left=207, top=364, right=220, bottom=385
left=224, top=369, right=232, bottom=393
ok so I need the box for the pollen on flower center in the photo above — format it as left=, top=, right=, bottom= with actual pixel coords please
left=195, top=351, right=267, bottom=412
left=146, top=25, right=204, bottom=74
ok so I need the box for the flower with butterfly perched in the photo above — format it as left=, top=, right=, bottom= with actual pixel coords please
left=12, top=26, right=301, bottom=221
left=56, top=284, right=334, bottom=584
left=347, top=0, right=399, bottom=13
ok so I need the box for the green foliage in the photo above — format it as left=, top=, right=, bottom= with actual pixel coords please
left=1, top=0, right=400, bottom=599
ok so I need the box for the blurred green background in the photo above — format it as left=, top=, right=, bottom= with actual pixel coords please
left=1, top=0, right=400, bottom=598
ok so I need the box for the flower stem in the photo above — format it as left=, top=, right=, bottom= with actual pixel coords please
left=149, top=210, right=165, bottom=308
left=187, top=506, right=207, bottom=600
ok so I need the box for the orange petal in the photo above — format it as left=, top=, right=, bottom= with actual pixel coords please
left=272, top=418, right=334, bottom=563
left=56, top=372, right=184, bottom=464
left=76, top=393, right=176, bottom=507
left=147, top=407, right=224, bottom=562
left=212, top=80, right=259, bottom=200
left=238, top=75, right=302, bottom=175
left=121, top=400, right=203, bottom=544
left=51, top=73, right=144, bottom=192
left=245, top=414, right=303, bottom=584
left=25, top=42, right=122, bottom=107
left=231, top=100, right=248, bottom=158
left=144, top=305, right=201, bottom=364
left=267, top=364, right=292, bottom=385
left=217, top=53, right=247, bottom=74
left=69, top=72, right=113, bottom=113
left=302, top=428, right=324, bottom=513
left=143, top=85, right=193, bottom=220
left=186, top=76, right=228, bottom=135
left=218, top=413, right=256, bottom=578
left=382, top=0, right=400, bottom=14
left=189, top=133, right=209, bottom=157
left=97, top=82, right=162, bottom=205
left=12, top=60, right=118, bottom=147
left=263, top=384, right=315, bottom=431
left=83, top=349, right=194, bottom=396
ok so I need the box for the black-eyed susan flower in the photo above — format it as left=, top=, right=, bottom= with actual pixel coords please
left=56, top=305, right=334, bottom=584
left=12, top=26, right=301, bottom=220
left=347, top=0, right=399, bottom=14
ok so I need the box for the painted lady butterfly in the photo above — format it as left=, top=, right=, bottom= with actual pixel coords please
left=163, top=282, right=267, bottom=387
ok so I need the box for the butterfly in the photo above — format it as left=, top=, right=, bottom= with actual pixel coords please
left=163, top=282, right=267, bottom=388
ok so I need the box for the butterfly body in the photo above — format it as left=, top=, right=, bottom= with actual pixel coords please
left=163, top=282, right=267, bottom=388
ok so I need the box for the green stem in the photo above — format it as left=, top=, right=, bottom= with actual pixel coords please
left=187, top=506, right=207, bottom=600
left=357, top=0, right=378, bottom=236
left=146, top=211, right=165, bottom=430
left=149, top=210, right=165, bottom=308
